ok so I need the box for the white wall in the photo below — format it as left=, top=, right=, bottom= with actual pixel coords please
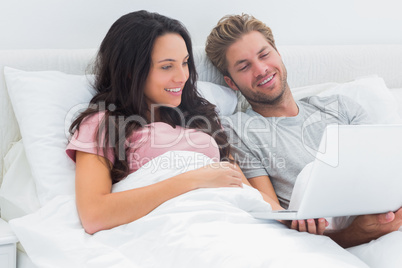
left=1, top=0, right=401, bottom=49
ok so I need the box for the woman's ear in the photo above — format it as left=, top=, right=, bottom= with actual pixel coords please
left=224, top=76, right=239, bottom=91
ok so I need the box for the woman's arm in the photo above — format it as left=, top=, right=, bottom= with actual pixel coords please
left=75, top=151, right=243, bottom=234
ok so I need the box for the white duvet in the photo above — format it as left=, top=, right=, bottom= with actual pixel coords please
left=9, top=151, right=380, bottom=268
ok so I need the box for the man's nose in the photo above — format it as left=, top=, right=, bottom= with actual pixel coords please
left=253, top=61, right=267, bottom=77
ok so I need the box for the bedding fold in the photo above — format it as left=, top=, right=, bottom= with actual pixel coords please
left=10, top=151, right=368, bottom=268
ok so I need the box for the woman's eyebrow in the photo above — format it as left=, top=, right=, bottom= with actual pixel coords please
left=157, top=54, right=189, bottom=63
left=157, top=58, right=176, bottom=63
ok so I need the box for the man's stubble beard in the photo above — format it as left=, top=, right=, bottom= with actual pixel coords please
left=233, top=65, right=289, bottom=107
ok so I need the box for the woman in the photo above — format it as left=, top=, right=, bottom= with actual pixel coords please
left=66, top=10, right=263, bottom=234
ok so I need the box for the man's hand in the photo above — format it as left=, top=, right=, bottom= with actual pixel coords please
left=279, top=218, right=329, bottom=235
left=292, top=218, right=329, bottom=235
left=326, top=208, right=402, bottom=248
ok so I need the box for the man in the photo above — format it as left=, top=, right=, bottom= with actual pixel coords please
left=205, top=13, right=402, bottom=248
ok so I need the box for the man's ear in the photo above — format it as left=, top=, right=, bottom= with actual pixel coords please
left=224, top=76, right=239, bottom=91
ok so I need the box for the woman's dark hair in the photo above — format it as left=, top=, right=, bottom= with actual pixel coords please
left=69, top=10, right=230, bottom=183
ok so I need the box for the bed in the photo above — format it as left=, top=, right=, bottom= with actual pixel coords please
left=1, top=45, right=402, bottom=268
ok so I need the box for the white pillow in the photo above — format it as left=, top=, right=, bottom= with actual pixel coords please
left=197, top=81, right=237, bottom=116
left=294, top=75, right=402, bottom=124
left=4, top=67, right=96, bottom=205
left=3, top=67, right=237, bottom=205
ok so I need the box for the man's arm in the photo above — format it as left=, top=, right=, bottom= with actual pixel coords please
left=325, top=208, right=402, bottom=248
left=248, top=175, right=280, bottom=206
left=250, top=175, right=328, bottom=235
left=230, top=166, right=283, bottom=211
left=248, top=175, right=402, bottom=243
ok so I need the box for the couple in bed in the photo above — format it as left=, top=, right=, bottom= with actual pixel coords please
left=66, top=10, right=402, bottom=254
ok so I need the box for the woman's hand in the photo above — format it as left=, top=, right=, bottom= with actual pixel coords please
left=190, top=161, right=243, bottom=189
left=279, top=218, right=329, bottom=235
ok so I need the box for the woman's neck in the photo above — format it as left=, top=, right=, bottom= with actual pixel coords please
left=147, top=108, right=160, bottom=122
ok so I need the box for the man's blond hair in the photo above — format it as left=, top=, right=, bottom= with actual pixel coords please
left=205, top=14, right=276, bottom=77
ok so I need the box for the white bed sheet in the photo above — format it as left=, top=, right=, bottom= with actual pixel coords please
left=0, top=140, right=40, bottom=222
left=17, top=249, right=37, bottom=268
left=9, top=151, right=368, bottom=268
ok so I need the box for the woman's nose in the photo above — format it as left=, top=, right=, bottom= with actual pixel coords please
left=174, top=66, right=189, bottom=83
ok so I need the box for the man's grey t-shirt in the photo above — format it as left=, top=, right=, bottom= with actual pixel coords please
left=222, top=95, right=370, bottom=208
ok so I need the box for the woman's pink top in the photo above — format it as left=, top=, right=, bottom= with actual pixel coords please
left=66, top=112, right=220, bottom=172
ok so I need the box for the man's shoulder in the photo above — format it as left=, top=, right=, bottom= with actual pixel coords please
left=299, top=94, right=361, bottom=113
left=298, top=94, right=368, bottom=123
left=221, top=109, right=258, bottom=127
left=300, top=94, right=339, bottom=105
left=299, top=94, right=356, bottom=107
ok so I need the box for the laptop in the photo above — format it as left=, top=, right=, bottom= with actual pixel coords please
left=251, top=124, right=402, bottom=220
